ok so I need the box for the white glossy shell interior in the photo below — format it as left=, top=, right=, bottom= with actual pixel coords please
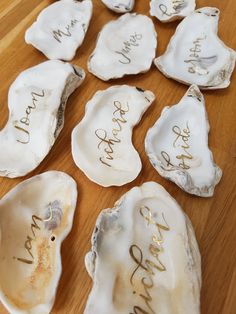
left=0, top=171, right=77, bottom=314
left=155, top=7, right=236, bottom=89
left=88, top=13, right=157, bottom=80
left=150, top=0, right=196, bottom=22
left=0, top=60, right=85, bottom=178
left=72, top=85, right=155, bottom=187
left=85, top=181, right=201, bottom=314
left=145, top=85, right=222, bottom=197
left=25, top=0, right=93, bottom=61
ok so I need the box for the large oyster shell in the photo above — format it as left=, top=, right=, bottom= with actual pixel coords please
left=0, top=171, right=77, bottom=314
left=88, top=13, right=157, bottom=81
left=145, top=85, right=222, bottom=197
left=155, top=7, right=236, bottom=89
left=150, top=0, right=196, bottom=22
left=0, top=60, right=85, bottom=178
left=101, top=0, right=135, bottom=13
left=72, top=85, right=155, bottom=187
left=25, top=0, right=93, bottom=61
left=85, top=181, right=201, bottom=314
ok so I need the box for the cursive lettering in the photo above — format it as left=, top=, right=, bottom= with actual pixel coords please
left=159, top=0, right=186, bottom=17
left=184, top=36, right=217, bottom=75
left=129, top=206, right=170, bottom=314
left=115, top=32, right=142, bottom=64
left=161, top=122, right=193, bottom=170
left=14, top=90, right=45, bottom=144
left=95, top=101, right=129, bottom=167
left=14, top=215, right=43, bottom=265
left=53, top=19, right=79, bottom=43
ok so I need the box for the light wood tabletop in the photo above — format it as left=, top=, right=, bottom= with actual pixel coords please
left=0, top=0, right=236, bottom=313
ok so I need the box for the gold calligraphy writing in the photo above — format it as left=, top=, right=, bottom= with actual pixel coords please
left=161, top=122, right=193, bottom=170
left=95, top=100, right=129, bottom=167
left=14, top=90, right=45, bottom=144
left=129, top=206, right=170, bottom=314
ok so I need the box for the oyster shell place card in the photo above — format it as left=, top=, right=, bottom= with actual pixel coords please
left=85, top=181, right=201, bottom=314
left=155, top=7, right=236, bottom=89
left=25, top=0, right=93, bottom=61
left=150, top=0, right=196, bottom=22
left=0, top=60, right=85, bottom=178
left=145, top=85, right=222, bottom=197
left=72, top=85, right=155, bottom=187
left=0, top=171, right=77, bottom=314
left=101, top=0, right=135, bottom=13
left=88, top=13, right=157, bottom=80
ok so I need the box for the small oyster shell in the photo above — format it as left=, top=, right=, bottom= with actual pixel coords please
left=0, top=171, right=77, bottom=314
left=150, top=0, right=196, bottom=22
left=72, top=85, right=155, bottom=187
left=101, top=0, right=135, bottom=13
left=0, top=60, right=85, bottom=178
left=88, top=13, right=157, bottom=81
left=155, top=7, right=236, bottom=89
left=145, top=85, right=222, bottom=197
left=25, top=0, right=93, bottom=61
left=85, top=182, right=201, bottom=314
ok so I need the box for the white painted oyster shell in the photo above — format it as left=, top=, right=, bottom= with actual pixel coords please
left=88, top=13, right=157, bottom=80
left=72, top=85, right=155, bottom=187
left=0, top=171, right=77, bottom=314
left=0, top=60, right=85, bottom=178
left=85, top=181, right=201, bottom=314
left=150, top=0, right=196, bottom=22
left=145, top=85, right=222, bottom=197
left=25, top=0, right=93, bottom=61
left=101, top=0, right=135, bottom=13
left=155, top=7, right=236, bottom=89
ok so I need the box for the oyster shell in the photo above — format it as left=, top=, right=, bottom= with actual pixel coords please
left=72, top=85, right=155, bottom=187
left=88, top=13, right=157, bottom=80
left=145, top=85, right=222, bottom=197
left=25, top=0, right=93, bottom=61
left=85, top=181, right=201, bottom=314
left=101, top=0, right=135, bottom=13
left=150, top=0, right=196, bottom=22
left=0, top=171, right=77, bottom=314
left=155, top=7, right=236, bottom=89
left=0, top=60, right=85, bottom=178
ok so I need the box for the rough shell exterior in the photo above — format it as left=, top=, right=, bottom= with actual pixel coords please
left=72, top=85, right=155, bottom=187
left=0, top=60, right=85, bottom=178
left=0, top=171, right=77, bottom=314
left=85, top=181, right=201, bottom=314
left=145, top=85, right=222, bottom=197
left=25, top=0, right=93, bottom=61
left=150, top=0, right=196, bottom=22
left=101, top=0, right=135, bottom=13
left=155, top=7, right=236, bottom=89
left=88, top=13, right=157, bottom=80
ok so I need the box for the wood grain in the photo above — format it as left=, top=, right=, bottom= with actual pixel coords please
left=0, top=1, right=236, bottom=313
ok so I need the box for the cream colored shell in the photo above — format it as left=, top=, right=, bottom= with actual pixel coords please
left=0, top=60, right=85, bottom=178
left=85, top=182, right=201, bottom=314
left=0, top=171, right=77, bottom=314
left=155, top=7, right=236, bottom=89
left=145, top=85, right=222, bottom=197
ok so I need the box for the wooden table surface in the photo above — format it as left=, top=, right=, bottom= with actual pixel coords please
left=0, top=0, right=236, bottom=313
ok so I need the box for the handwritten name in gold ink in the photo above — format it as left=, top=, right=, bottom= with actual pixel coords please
left=53, top=19, right=79, bottom=43
left=184, top=36, right=217, bottom=75
left=14, top=90, right=45, bottom=144
left=115, top=33, right=142, bottom=64
left=14, top=205, right=54, bottom=265
left=95, top=101, right=129, bottom=167
left=159, top=0, right=186, bottom=17
left=129, top=206, right=170, bottom=314
left=161, top=122, right=193, bottom=170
